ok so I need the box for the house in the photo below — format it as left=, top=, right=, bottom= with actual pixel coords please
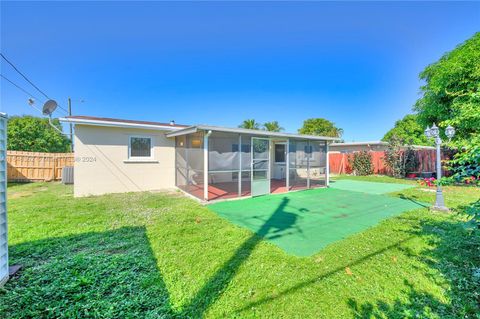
left=330, top=141, right=434, bottom=153
left=60, top=116, right=338, bottom=201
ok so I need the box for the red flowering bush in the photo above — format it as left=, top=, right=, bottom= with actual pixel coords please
left=417, top=177, right=436, bottom=187
left=464, top=176, right=477, bottom=185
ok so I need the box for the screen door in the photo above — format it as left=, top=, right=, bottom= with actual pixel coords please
left=251, top=137, right=270, bottom=196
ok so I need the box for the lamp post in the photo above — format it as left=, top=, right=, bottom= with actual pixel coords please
left=424, top=123, right=455, bottom=211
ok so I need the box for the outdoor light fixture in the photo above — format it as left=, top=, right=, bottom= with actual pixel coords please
left=424, top=126, right=431, bottom=138
left=424, top=123, right=455, bottom=211
left=445, top=125, right=455, bottom=140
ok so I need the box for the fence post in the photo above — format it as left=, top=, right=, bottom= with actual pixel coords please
left=52, top=154, right=56, bottom=181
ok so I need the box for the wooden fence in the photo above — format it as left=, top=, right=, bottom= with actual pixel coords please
left=329, top=149, right=446, bottom=176
left=7, top=151, right=74, bottom=182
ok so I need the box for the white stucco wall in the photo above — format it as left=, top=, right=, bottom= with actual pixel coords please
left=73, top=125, right=176, bottom=197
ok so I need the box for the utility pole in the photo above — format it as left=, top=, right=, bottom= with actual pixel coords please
left=68, top=97, right=73, bottom=152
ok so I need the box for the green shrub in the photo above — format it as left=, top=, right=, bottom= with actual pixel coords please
left=349, top=151, right=373, bottom=176
left=383, top=135, right=418, bottom=178
left=445, top=135, right=480, bottom=185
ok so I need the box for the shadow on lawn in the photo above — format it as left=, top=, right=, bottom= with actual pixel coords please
left=233, top=212, right=480, bottom=318
left=180, top=197, right=296, bottom=317
left=6, top=195, right=477, bottom=318
left=0, top=226, right=174, bottom=318
left=1, top=197, right=299, bottom=318
left=348, top=279, right=446, bottom=318
left=398, top=193, right=430, bottom=208
left=347, top=216, right=480, bottom=318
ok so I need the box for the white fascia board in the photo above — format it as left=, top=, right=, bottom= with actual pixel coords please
left=181, top=125, right=340, bottom=141
left=165, top=126, right=199, bottom=137
left=59, top=117, right=183, bottom=131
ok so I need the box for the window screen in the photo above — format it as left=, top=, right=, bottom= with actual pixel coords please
left=130, top=137, right=151, bottom=157
left=275, top=144, right=285, bottom=163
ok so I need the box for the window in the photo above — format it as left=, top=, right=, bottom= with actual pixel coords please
left=129, top=136, right=152, bottom=158
left=304, top=144, right=314, bottom=160
left=275, top=144, right=286, bottom=163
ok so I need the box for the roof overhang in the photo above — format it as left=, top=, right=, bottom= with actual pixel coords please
left=166, top=125, right=340, bottom=141
left=59, top=117, right=184, bottom=131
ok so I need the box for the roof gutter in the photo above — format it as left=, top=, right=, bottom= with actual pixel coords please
left=164, top=126, right=199, bottom=137
left=59, top=117, right=183, bottom=131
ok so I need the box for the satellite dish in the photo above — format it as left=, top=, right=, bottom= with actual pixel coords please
left=42, top=99, right=58, bottom=116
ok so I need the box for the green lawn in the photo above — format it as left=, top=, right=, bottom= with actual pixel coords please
left=1, top=178, right=479, bottom=318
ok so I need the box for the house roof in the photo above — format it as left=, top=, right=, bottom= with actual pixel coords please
left=165, top=124, right=340, bottom=141
left=60, top=115, right=339, bottom=141
left=59, top=115, right=189, bottom=131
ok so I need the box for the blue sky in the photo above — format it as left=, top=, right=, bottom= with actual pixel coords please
left=1, top=1, right=479, bottom=141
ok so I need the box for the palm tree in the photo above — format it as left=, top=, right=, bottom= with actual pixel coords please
left=239, top=119, right=261, bottom=130
left=263, top=121, right=284, bottom=132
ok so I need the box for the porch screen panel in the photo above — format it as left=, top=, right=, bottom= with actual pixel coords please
left=175, top=136, right=188, bottom=191
left=309, top=141, right=327, bottom=188
left=208, top=132, right=240, bottom=200
left=175, top=133, right=204, bottom=199
left=288, top=139, right=308, bottom=190
left=240, top=135, right=251, bottom=197
left=186, top=132, right=204, bottom=199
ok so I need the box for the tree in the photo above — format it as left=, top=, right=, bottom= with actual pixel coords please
left=413, top=32, right=480, bottom=142
left=383, top=135, right=418, bottom=178
left=239, top=119, right=261, bottom=130
left=298, top=118, right=343, bottom=137
left=7, top=115, right=71, bottom=152
left=382, top=114, right=430, bottom=146
left=263, top=121, right=283, bottom=132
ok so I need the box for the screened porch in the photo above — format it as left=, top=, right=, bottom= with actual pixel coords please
left=170, top=126, right=332, bottom=201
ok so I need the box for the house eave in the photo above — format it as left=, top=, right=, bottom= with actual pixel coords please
left=166, top=125, right=340, bottom=141
left=59, top=117, right=183, bottom=131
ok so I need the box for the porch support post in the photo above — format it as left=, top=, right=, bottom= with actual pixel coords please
left=203, top=131, right=211, bottom=201
left=238, top=134, right=242, bottom=197
left=326, top=142, right=330, bottom=187
left=286, top=138, right=290, bottom=191
left=306, top=140, right=310, bottom=189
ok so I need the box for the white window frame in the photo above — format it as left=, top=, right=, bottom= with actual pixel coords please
left=304, top=144, right=314, bottom=160
left=128, top=135, right=154, bottom=160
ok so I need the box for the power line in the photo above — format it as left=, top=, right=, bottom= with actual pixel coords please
left=0, top=74, right=40, bottom=100
left=0, top=53, right=69, bottom=114
left=0, top=74, right=43, bottom=113
left=1, top=53, right=51, bottom=99
left=0, top=73, right=69, bottom=116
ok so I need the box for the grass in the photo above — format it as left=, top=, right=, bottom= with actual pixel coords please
left=1, top=178, right=479, bottom=318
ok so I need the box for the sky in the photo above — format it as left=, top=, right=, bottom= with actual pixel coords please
left=1, top=1, right=479, bottom=141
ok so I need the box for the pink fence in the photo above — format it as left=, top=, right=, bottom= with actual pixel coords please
left=329, top=150, right=447, bottom=176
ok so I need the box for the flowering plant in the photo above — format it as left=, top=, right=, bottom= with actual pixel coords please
left=417, top=177, right=436, bottom=187
left=463, top=176, right=477, bottom=185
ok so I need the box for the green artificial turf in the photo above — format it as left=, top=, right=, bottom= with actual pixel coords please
left=330, top=179, right=415, bottom=194
left=208, top=185, right=425, bottom=256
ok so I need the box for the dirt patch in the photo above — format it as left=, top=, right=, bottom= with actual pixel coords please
left=9, top=191, right=34, bottom=199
